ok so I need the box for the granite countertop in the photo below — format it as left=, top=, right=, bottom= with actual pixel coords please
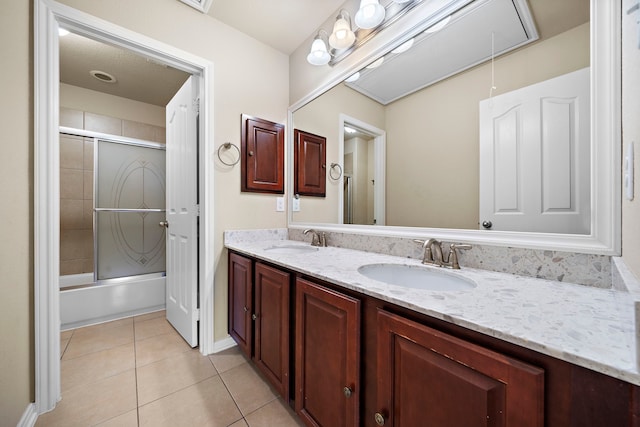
left=225, top=237, right=638, bottom=386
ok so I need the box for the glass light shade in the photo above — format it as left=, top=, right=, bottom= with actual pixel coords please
left=307, top=37, right=331, bottom=66
left=355, top=0, right=385, bottom=30
left=329, top=17, right=356, bottom=49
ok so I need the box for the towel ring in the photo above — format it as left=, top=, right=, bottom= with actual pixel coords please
left=329, top=163, right=343, bottom=180
left=217, top=142, right=240, bottom=166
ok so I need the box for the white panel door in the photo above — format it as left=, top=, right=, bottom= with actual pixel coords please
left=165, top=76, right=198, bottom=347
left=479, top=68, right=590, bottom=234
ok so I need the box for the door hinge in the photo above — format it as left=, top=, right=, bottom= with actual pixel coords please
left=193, top=98, right=200, bottom=114
left=194, top=308, right=200, bottom=321
left=195, top=204, right=200, bottom=216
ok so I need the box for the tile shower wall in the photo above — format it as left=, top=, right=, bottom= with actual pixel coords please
left=59, top=108, right=165, bottom=276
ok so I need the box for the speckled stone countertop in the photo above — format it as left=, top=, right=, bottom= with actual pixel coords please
left=225, top=235, right=638, bottom=386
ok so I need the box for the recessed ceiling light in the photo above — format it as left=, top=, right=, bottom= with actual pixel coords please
left=89, top=70, right=117, bottom=84
left=366, top=57, right=384, bottom=69
left=392, top=38, right=414, bottom=54
left=344, top=126, right=357, bottom=134
left=345, top=72, right=360, bottom=83
left=425, top=16, right=451, bottom=34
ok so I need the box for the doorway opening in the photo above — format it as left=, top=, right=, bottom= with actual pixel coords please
left=338, top=114, right=386, bottom=226
left=35, top=0, right=214, bottom=413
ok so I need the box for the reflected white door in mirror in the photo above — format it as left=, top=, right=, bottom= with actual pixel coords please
left=479, top=67, right=590, bottom=234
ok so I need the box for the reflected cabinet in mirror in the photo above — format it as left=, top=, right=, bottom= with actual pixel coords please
left=289, top=0, right=620, bottom=255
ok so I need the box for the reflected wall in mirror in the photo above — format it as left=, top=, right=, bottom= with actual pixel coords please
left=291, top=0, right=590, bottom=234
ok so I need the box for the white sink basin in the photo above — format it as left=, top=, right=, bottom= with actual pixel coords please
left=264, top=244, right=319, bottom=255
left=358, top=263, right=476, bottom=291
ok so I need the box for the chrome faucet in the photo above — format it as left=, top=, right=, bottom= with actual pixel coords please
left=303, top=229, right=327, bottom=247
left=414, top=239, right=472, bottom=269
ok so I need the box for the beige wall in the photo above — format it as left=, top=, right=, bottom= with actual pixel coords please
left=292, top=83, right=385, bottom=223
left=0, top=0, right=33, bottom=424
left=386, top=23, right=590, bottom=228
left=622, top=6, right=640, bottom=278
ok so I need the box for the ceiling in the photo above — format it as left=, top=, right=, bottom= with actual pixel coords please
left=58, top=0, right=588, bottom=107
left=207, top=0, right=347, bottom=55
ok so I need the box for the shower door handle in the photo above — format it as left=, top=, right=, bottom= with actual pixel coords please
left=159, top=221, right=169, bottom=228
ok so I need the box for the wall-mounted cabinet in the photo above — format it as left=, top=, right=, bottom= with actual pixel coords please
left=241, top=114, right=284, bottom=194
left=294, top=129, right=326, bottom=197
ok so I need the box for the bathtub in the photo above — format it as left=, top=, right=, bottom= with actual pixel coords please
left=60, top=273, right=166, bottom=330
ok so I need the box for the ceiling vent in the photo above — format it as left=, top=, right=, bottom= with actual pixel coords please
left=89, top=70, right=117, bottom=83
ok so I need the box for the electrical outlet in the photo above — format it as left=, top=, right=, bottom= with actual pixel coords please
left=276, top=197, right=285, bottom=212
left=292, top=197, right=301, bottom=212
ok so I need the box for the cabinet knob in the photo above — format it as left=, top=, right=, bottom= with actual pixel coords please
left=243, top=306, right=248, bottom=312
left=343, top=386, right=352, bottom=398
left=158, top=221, right=169, bottom=228
left=374, top=412, right=386, bottom=426
left=482, top=220, right=492, bottom=229
left=248, top=150, right=254, bottom=157
left=251, top=313, right=258, bottom=320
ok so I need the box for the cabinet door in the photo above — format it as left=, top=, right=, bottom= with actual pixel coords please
left=375, top=309, right=544, bottom=427
left=228, top=252, right=253, bottom=358
left=295, top=278, right=360, bottom=427
left=294, top=129, right=326, bottom=197
left=254, top=262, right=290, bottom=400
left=241, top=114, right=284, bottom=194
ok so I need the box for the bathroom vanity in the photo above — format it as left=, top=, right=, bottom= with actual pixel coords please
left=226, top=234, right=639, bottom=427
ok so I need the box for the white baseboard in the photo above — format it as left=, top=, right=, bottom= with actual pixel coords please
left=17, top=403, right=37, bottom=427
left=211, top=336, right=237, bottom=354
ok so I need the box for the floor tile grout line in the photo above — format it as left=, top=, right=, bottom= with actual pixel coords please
left=135, top=371, right=221, bottom=409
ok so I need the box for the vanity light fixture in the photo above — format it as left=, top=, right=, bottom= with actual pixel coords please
left=355, top=0, right=386, bottom=30
left=58, top=27, right=70, bottom=36
left=344, top=126, right=357, bottom=134
left=306, top=0, right=420, bottom=67
left=329, top=10, right=356, bottom=50
left=306, top=30, right=331, bottom=66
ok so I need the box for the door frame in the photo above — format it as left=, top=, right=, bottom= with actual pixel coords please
left=34, top=0, right=215, bottom=413
left=338, top=114, right=386, bottom=225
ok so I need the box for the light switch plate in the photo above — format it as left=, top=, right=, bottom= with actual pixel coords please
left=276, top=197, right=285, bottom=212
left=292, top=197, right=301, bottom=212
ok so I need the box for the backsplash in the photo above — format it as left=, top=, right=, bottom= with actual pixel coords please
left=287, top=228, right=612, bottom=288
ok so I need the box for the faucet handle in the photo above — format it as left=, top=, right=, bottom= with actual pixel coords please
left=448, top=243, right=472, bottom=269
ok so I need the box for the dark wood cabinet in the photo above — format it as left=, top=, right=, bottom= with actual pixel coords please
left=241, top=114, right=284, bottom=194
left=228, top=250, right=640, bottom=427
left=295, top=277, right=360, bottom=427
left=294, top=129, right=326, bottom=197
left=228, top=253, right=290, bottom=399
left=375, top=309, right=544, bottom=427
left=254, top=262, right=290, bottom=399
left=228, top=252, right=253, bottom=358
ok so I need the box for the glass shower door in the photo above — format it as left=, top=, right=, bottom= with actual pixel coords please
left=94, top=139, right=166, bottom=280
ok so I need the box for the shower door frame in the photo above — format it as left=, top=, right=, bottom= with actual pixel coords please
left=35, top=0, right=215, bottom=414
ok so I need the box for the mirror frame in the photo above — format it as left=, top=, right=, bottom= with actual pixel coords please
left=288, top=0, right=621, bottom=256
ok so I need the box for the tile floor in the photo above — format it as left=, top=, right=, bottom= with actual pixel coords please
left=36, top=310, right=304, bottom=427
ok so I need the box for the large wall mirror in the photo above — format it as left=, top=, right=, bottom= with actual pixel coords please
left=288, top=0, right=620, bottom=255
